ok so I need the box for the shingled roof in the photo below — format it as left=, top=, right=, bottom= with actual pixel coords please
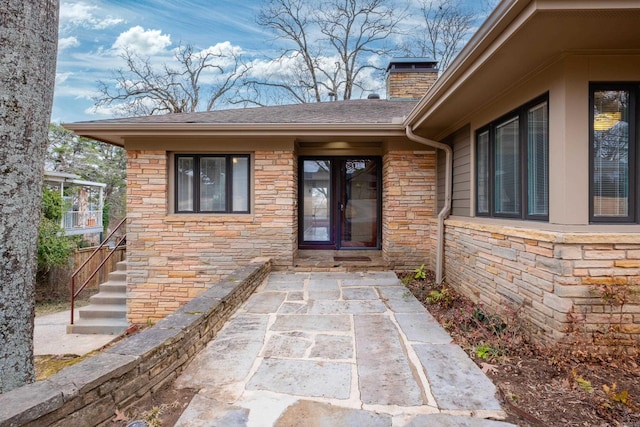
left=74, top=99, right=416, bottom=125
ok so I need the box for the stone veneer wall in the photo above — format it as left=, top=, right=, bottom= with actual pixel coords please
left=444, top=218, right=640, bottom=345
left=382, top=151, right=437, bottom=270
left=126, top=150, right=296, bottom=325
left=386, top=71, right=438, bottom=100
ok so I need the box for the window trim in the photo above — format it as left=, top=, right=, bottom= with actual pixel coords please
left=475, top=93, right=549, bottom=221
left=589, top=83, right=638, bottom=224
left=174, top=154, right=251, bottom=214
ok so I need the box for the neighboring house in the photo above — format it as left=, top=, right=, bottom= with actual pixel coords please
left=43, top=171, right=105, bottom=238
left=66, top=0, right=640, bottom=344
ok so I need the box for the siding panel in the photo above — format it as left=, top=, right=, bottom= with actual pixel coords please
left=439, top=125, right=471, bottom=217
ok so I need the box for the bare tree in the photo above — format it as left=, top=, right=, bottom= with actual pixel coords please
left=403, top=0, right=477, bottom=71
left=252, top=0, right=404, bottom=104
left=0, top=0, right=59, bottom=393
left=255, top=0, right=323, bottom=103
left=319, top=0, right=403, bottom=100
left=95, top=43, right=249, bottom=116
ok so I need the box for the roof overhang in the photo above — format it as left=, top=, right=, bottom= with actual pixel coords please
left=44, top=170, right=107, bottom=187
left=405, top=0, right=640, bottom=139
left=64, top=122, right=408, bottom=147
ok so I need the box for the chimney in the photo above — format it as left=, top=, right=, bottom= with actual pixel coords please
left=386, top=58, right=438, bottom=100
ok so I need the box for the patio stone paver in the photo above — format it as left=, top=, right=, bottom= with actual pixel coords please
left=174, top=271, right=513, bottom=427
left=275, top=400, right=391, bottom=426
left=261, top=332, right=312, bottom=358
left=309, top=334, right=353, bottom=359
left=354, top=314, right=424, bottom=406
left=247, top=358, right=352, bottom=399
left=173, top=314, right=268, bottom=401
left=270, top=314, right=351, bottom=332
left=414, top=343, right=504, bottom=412
left=308, top=299, right=387, bottom=314
left=395, top=312, right=453, bottom=344
left=342, top=286, right=378, bottom=300
left=243, top=291, right=287, bottom=314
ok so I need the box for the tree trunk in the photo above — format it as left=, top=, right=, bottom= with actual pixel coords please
left=0, top=0, right=59, bottom=394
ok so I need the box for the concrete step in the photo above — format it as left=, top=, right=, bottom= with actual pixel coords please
left=107, top=270, right=126, bottom=282
left=78, top=304, right=126, bottom=320
left=89, top=292, right=126, bottom=305
left=99, top=280, right=126, bottom=294
left=67, top=318, right=129, bottom=335
left=67, top=260, right=129, bottom=335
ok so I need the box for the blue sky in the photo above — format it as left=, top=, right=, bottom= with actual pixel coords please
left=55, top=0, right=270, bottom=123
left=54, top=0, right=495, bottom=124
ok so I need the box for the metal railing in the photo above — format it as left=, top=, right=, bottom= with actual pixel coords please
left=70, top=217, right=127, bottom=325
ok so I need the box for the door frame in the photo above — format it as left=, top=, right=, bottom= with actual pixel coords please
left=298, top=156, right=382, bottom=250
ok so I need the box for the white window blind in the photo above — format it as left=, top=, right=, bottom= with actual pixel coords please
left=494, top=117, right=520, bottom=215
left=527, top=102, right=549, bottom=216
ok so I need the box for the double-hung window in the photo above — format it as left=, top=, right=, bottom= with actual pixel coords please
left=175, top=154, right=250, bottom=213
left=476, top=94, right=549, bottom=220
left=590, top=84, right=638, bottom=223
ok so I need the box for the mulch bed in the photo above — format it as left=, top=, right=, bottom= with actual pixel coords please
left=399, top=270, right=640, bottom=427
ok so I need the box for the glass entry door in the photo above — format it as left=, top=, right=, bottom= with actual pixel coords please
left=300, top=157, right=380, bottom=249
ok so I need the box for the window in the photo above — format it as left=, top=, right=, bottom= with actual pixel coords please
left=476, top=94, right=549, bottom=220
left=590, top=84, right=638, bottom=223
left=175, top=154, right=250, bottom=213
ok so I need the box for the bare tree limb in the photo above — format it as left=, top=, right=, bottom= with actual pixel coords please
left=403, top=0, right=476, bottom=71
left=94, top=43, right=249, bottom=116
left=252, top=0, right=403, bottom=104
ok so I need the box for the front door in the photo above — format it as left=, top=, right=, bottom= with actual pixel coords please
left=299, top=157, right=381, bottom=249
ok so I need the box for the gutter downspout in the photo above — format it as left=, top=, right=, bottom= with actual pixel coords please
left=405, top=126, right=452, bottom=285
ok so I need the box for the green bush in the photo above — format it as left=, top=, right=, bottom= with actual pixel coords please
left=41, top=186, right=64, bottom=221
left=37, top=187, right=75, bottom=272
left=37, top=218, right=74, bottom=271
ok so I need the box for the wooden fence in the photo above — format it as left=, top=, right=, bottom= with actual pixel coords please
left=41, top=246, right=125, bottom=300
left=73, top=245, right=126, bottom=292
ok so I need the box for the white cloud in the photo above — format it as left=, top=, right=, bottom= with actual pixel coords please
left=113, top=26, right=172, bottom=55
left=86, top=103, right=124, bottom=117
left=196, top=41, right=243, bottom=61
left=58, top=36, right=80, bottom=51
left=55, top=72, right=74, bottom=85
left=60, top=1, right=124, bottom=30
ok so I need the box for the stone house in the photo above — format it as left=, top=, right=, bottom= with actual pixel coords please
left=66, top=0, right=640, bottom=344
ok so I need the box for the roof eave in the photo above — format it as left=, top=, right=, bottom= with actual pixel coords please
left=63, top=122, right=407, bottom=147
left=403, top=0, right=526, bottom=131
left=404, top=0, right=640, bottom=139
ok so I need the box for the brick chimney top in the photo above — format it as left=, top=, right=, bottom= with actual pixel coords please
left=386, top=58, right=438, bottom=100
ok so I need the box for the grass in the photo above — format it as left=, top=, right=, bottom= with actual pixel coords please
left=35, top=298, right=89, bottom=316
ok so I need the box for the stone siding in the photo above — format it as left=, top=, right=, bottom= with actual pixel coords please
left=386, top=71, right=438, bottom=100
left=126, top=150, right=296, bottom=325
left=444, top=219, right=640, bottom=345
left=382, top=151, right=437, bottom=270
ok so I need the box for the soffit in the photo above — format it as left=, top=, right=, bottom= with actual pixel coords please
left=408, top=1, right=640, bottom=139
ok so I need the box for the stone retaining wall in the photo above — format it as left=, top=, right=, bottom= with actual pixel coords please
left=444, top=219, right=640, bottom=345
left=0, top=258, right=271, bottom=427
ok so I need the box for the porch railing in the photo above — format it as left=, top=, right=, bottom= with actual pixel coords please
left=70, top=217, right=127, bottom=325
left=62, top=209, right=103, bottom=232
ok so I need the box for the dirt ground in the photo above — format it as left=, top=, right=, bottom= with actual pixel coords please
left=109, top=386, right=197, bottom=427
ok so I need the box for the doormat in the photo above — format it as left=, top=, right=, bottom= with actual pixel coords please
left=334, top=256, right=371, bottom=262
